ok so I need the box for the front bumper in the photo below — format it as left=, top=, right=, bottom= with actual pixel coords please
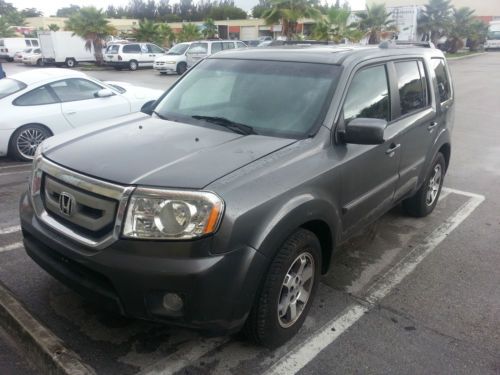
left=153, top=63, right=176, bottom=73
left=105, top=61, right=130, bottom=68
left=20, top=192, right=268, bottom=334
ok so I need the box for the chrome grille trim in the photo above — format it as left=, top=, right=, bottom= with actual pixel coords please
left=31, top=157, right=135, bottom=249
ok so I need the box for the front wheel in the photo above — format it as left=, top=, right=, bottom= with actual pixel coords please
left=65, top=58, right=76, bottom=68
left=403, top=152, right=446, bottom=217
left=176, top=62, right=187, bottom=75
left=244, top=229, right=321, bottom=348
left=9, top=125, right=52, bottom=161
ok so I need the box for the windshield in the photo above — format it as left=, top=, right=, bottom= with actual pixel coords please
left=168, top=43, right=189, bottom=55
left=0, top=78, right=27, bottom=100
left=154, top=59, right=340, bottom=138
left=106, top=45, right=120, bottom=54
left=487, top=30, right=500, bottom=40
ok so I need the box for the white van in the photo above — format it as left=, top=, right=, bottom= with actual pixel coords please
left=38, top=31, right=96, bottom=67
left=105, top=42, right=166, bottom=71
left=153, top=42, right=193, bottom=75
left=186, top=40, right=247, bottom=68
left=0, top=38, right=39, bottom=61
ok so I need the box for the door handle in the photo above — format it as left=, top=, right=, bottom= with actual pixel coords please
left=428, top=121, right=438, bottom=131
left=385, top=143, right=401, bottom=156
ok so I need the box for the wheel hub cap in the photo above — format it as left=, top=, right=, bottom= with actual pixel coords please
left=277, top=252, right=315, bottom=328
left=426, top=164, right=442, bottom=206
left=16, top=128, right=46, bottom=159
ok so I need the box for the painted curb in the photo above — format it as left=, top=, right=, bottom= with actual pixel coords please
left=447, top=52, right=486, bottom=61
left=0, top=280, right=96, bottom=375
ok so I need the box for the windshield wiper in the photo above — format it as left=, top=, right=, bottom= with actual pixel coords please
left=192, top=115, right=256, bottom=135
left=153, top=111, right=169, bottom=120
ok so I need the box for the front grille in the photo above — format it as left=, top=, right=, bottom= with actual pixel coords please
left=42, top=174, right=118, bottom=239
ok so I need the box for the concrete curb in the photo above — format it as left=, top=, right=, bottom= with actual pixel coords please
left=0, top=280, right=96, bottom=375
left=447, top=52, right=486, bottom=61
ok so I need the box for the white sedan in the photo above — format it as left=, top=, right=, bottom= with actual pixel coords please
left=0, top=68, right=162, bottom=161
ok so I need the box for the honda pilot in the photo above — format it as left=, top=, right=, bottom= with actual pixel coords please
left=20, top=43, right=454, bottom=348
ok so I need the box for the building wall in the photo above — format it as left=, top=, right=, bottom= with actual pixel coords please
left=26, top=17, right=140, bottom=33
left=368, top=0, right=500, bottom=17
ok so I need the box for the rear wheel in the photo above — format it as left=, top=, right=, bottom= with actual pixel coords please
left=176, top=62, right=187, bottom=75
left=244, top=229, right=321, bottom=348
left=65, top=58, right=76, bottom=68
left=9, top=125, right=52, bottom=162
left=129, top=60, right=138, bottom=71
left=403, top=153, right=446, bottom=217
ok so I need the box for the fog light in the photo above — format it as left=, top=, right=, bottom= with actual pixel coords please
left=163, top=293, right=183, bottom=312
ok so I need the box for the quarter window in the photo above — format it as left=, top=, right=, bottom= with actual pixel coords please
left=49, top=79, right=103, bottom=102
left=432, top=58, right=451, bottom=103
left=343, top=65, right=390, bottom=123
left=395, top=61, right=427, bottom=115
left=211, top=42, right=223, bottom=53
left=13, top=86, right=58, bottom=106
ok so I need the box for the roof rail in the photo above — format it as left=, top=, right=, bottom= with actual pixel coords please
left=379, top=40, right=435, bottom=49
left=270, top=40, right=331, bottom=46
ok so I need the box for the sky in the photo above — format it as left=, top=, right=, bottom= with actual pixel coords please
left=9, top=0, right=367, bottom=16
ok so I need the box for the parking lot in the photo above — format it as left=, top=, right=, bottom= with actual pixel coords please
left=1, top=54, right=500, bottom=374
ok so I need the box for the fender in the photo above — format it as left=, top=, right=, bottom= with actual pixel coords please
left=417, top=127, right=451, bottom=188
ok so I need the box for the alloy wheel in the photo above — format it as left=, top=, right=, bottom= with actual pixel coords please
left=426, top=164, right=442, bottom=206
left=16, top=127, right=47, bottom=159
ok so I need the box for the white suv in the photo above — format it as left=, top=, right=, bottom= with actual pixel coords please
left=186, top=40, right=247, bottom=68
left=105, top=42, right=166, bottom=71
left=153, top=42, right=192, bottom=75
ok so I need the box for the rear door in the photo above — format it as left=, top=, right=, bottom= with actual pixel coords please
left=388, top=59, right=437, bottom=201
left=146, top=43, right=165, bottom=66
left=338, top=63, right=401, bottom=237
left=51, top=78, right=130, bottom=127
left=186, top=42, right=208, bottom=67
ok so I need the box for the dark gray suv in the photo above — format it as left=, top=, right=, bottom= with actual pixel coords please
left=20, top=43, right=454, bottom=348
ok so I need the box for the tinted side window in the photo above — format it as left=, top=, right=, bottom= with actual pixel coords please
left=395, top=61, right=426, bottom=115
left=148, top=44, right=164, bottom=53
left=343, top=65, right=390, bottom=123
left=432, top=58, right=451, bottom=103
left=32, top=40, right=39, bottom=47
left=211, top=42, right=223, bottom=53
left=123, top=44, right=141, bottom=53
left=223, top=42, right=235, bottom=50
left=14, top=86, right=58, bottom=106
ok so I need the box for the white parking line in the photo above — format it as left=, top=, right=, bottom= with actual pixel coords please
left=0, top=242, right=23, bottom=253
left=0, top=164, right=31, bottom=171
left=0, top=225, right=21, bottom=235
left=265, top=188, right=485, bottom=375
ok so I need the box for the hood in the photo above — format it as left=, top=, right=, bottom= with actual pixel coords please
left=104, top=81, right=162, bottom=99
left=43, top=115, right=296, bottom=189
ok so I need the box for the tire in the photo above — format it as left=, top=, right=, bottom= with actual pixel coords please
left=36, top=59, right=44, bottom=67
left=9, top=124, right=52, bottom=162
left=244, top=229, right=322, bottom=348
left=403, top=153, right=446, bottom=217
left=129, top=60, right=138, bottom=71
left=65, top=58, right=76, bottom=68
left=159, top=71, right=167, bottom=75
left=6, top=57, right=13, bottom=62
left=176, top=62, right=187, bottom=75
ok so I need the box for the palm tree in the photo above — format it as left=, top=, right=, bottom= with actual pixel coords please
left=132, top=19, right=159, bottom=42
left=202, top=18, right=218, bottom=39
left=418, top=0, right=452, bottom=46
left=263, top=0, right=322, bottom=40
left=65, top=7, right=116, bottom=65
left=177, top=23, right=201, bottom=42
left=157, top=23, right=175, bottom=47
left=467, top=19, right=489, bottom=52
left=447, top=7, right=475, bottom=53
left=312, top=7, right=363, bottom=43
left=357, top=3, right=395, bottom=44
left=48, top=24, right=60, bottom=31
left=0, top=18, right=16, bottom=37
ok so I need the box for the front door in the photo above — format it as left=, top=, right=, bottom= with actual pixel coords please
left=338, top=63, right=401, bottom=237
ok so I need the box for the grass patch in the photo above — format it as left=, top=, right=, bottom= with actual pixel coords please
left=446, top=51, right=483, bottom=59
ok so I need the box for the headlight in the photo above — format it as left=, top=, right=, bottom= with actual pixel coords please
left=29, top=145, right=44, bottom=197
left=165, top=61, right=176, bottom=64
left=123, top=188, right=224, bottom=240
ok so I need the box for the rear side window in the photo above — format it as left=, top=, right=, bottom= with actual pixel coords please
left=211, top=42, right=223, bottom=53
left=223, top=42, right=235, bottom=50
left=1, top=79, right=27, bottom=100
left=32, top=40, right=39, bottom=47
left=14, top=86, right=58, bottom=106
left=123, top=44, right=141, bottom=53
left=188, top=43, right=208, bottom=54
left=432, top=58, right=451, bottom=103
left=343, top=65, right=390, bottom=123
left=395, top=61, right=427, bottom=115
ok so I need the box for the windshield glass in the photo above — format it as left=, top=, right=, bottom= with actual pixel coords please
left=487, top=30, right=500, bottom=40
left=106, top=45, right=120, bottom=54
left=155, top=59, right=340, bottom=138
left=168, top=43, right=189, bottom=55
left=0, top=78, right=27, bottom=100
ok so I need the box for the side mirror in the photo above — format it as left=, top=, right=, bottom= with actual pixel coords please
left=342, top=118, right=387, bottom=145
left=95, top=89, right=115, bottom=98
left=141, top=100, right=156, bottom=115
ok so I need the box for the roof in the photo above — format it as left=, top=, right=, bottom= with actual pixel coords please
left=9, top=68, right=87, bottom=85
left=210, top=45, right=446, bottom=65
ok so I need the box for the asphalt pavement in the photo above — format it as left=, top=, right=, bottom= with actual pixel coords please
left=0, top=54, right=499, bottom=374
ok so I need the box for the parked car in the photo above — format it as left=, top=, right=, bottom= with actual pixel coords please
left=0, top=68, right=162, bottom=161
left=0, top=38, right=39, bottom=62
left=20, top=43, right=454, bottom=348
left=22, top=48, right=43, bottom=66
left=242, top=40, right=261, bottom=47
left=38, top=31, right=96, bottom=68
left=153, top=42, right=193, bottom=75
left=186, top=40, right=247, bottom=67
left=14, top=48, right=34, bottom=63
left=105, top=42, right=166, bottom=71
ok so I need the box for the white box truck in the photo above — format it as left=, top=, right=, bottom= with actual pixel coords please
left=485, top=21, right=500, bottom=51
left=38, top=31, right=95, bottom=67
left=0, top=38, right=39, bottom=61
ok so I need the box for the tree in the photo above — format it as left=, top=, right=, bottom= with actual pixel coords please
left=65, top=7, right=116, bottom=65
left=21, top=8, right=43, bottom=17
left=447, top=7, right=475, bottom=53
left=202, top=18, right=217, bottom=38
left=252, top=0, right=272, bottom=18
left=177, top=23, right=200, bottom=42
left=312, top=7, right=363, bottom=43
left=0, top=17, right=16, bottom=37
left=158, top=23, right=175, bottom=46
left=56, top=4, right=81, bottom=17
left=467, top=19, right=489, bottom=52
left=48, top=23, right=60, bottom=31
left=262, top=0, right=322, bottom=40
left=357, top=3, right=395, bottom=44
left=418, top=0, right=452, bottom=46
left=132, top=19, right=159, bottom=42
